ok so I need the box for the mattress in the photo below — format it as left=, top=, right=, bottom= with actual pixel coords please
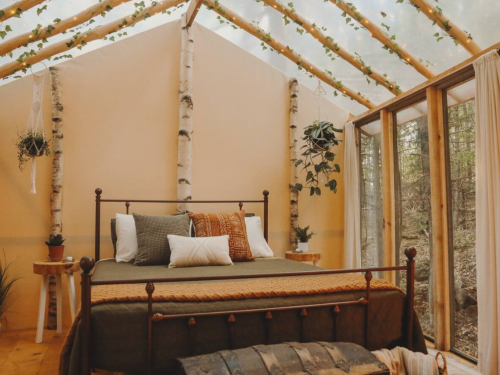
left=64, top=258, right=426, bottom=375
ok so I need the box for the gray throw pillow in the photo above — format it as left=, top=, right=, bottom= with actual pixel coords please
left=133, top=213, right=190, bottom=266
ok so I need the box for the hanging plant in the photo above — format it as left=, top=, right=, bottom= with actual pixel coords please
left=16, top=130, right=50, bottom=170
left=16, top=64, right=49, bottom=194
left=295, top=120, right=343, bottom=196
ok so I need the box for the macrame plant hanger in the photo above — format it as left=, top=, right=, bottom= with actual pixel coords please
left=24, top=65, right=47, bottom=194
left=313, top=78, right=328, bottom=123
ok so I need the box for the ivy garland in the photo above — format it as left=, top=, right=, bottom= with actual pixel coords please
left=249, top=0, right=400, bottom=95
left=4, top=0, right=187, bottom=79
left=395, top=0, right=474, bottom=47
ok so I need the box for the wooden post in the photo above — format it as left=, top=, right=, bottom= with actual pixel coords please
left=49, top=67, right=64, bottom=236
left=80, top=256, right=95, bottom=375
left=289, top=78, right=299, bottom=251
left=380, top=109, right=396, bottom=284
left=177, top=13, right=194, bottom=213
left=426, top=86, right=451, bottom=350
left=45, top=67, right=64, bottom=330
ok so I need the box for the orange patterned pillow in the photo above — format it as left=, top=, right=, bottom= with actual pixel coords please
left=189, top=211, right=254, bottom=262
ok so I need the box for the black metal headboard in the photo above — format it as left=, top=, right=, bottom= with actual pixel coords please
left=94, top=188, right=269, bottom=261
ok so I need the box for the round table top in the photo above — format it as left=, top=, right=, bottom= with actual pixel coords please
left=33, top=260, right=80, bottom=275
left=285, top=251, right=321, bottom=262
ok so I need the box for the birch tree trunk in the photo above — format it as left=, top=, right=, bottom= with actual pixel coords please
left=177, top=13, right=194, bottom=213
left=47, top=66, right=64, bottom=330
left=289, top=78, right=299, bottom=250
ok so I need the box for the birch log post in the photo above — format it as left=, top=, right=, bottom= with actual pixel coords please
left=177, top=12, right=194, bottom=213
left=289, top=78, right=299, bottom=251
left=47, top=66, right=64, bottom=330
left=49, top=66, right=63, bottom=235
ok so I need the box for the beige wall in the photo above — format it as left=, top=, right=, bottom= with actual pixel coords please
left=0, top=20, right=349, bottom=330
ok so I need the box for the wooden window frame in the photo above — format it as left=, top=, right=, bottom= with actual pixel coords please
left=353, top=51, right=486, bottom=354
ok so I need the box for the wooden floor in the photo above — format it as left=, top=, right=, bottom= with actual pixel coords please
left=0, top=328, right=481, bottom=375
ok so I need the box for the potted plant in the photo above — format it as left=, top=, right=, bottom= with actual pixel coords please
left=293, top=225, right=315, bottom=253
left=15, top=130, right=50, bottom=170
left=295, top=120, right=343, bottom=196
left=0, top=256, right=19, bottom=336
left=45, top=234, right=65, bottom=262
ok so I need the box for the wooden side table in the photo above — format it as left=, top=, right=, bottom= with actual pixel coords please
left=33, top=260, right=80, bottom=343
left=285, top=251, right=322, bottom=266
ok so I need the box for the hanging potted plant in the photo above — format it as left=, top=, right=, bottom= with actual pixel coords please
left=45, top=234, right=65, bottom=262
left=0, top=256, right=20, bottom=336
left=16, top=64, right=50, bottom=194
left=295, top=120, right=343, bottom=196
left=16, top=130, right=50, bottom=171
left=293, top=225, right=315, bottom=253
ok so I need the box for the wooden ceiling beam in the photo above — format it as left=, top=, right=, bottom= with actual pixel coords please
left=351, top=41, right=500, bottom=125
left=261, top=0, right=401, bottom=96
left=0, top=0, right=134, bottom=58
left=186, top=0, right=204, bottom=26
left=329, top=0, right=435, bottom=79
left=0, top=0, right=46, bottom=23
left=408, top=0, right=481, bottom=55
left=0, top=0, right=188, bottom=80
left=204, top=0, right=374, bottom=109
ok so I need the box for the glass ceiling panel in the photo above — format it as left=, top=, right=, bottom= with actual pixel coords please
left=0, top=0, right=499, bottom=116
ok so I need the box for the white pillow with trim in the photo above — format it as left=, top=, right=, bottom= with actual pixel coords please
left=168, top=235, right=233, bottom=268
left=115, top=213, right=138, bottom=262
left=245, top=216, right=274, bottom=258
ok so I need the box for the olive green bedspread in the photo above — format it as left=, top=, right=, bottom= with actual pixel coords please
left=65, top=258, right=426, bottom=375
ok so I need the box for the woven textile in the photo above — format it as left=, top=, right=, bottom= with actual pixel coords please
left=189, top=211, right=253, bottom=262
left=133, top=213, right=190, bottom=266
left=90, top=273, right=401, bottom=304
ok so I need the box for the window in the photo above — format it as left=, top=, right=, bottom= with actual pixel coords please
left=445, top=80, right=477, bottom=359
left=393, top=101, right=434, bottom=338
left=359, top=122, right=383, bottom=270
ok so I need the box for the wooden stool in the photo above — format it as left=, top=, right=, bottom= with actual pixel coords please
left=33, top=260, right=80, bottom=343
left=285, top=251, right=322, bottom=266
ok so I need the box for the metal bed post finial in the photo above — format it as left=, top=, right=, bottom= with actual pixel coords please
left=405, top=247, right=417, bottom=350
left=95, top=188, right=102, bottom=262
left=146, top=282, right=155, bottom=375
left=263, top=190, right=269, bottom=242
left=80, top=256, right=95, bottom=375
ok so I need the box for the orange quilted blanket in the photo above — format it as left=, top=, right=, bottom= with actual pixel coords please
left=90, top=273, right=401, bottom=304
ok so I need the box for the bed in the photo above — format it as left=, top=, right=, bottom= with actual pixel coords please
left=61, top=189, right=426, bottom=375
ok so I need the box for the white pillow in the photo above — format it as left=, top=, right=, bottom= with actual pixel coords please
left=245, top=216, right=274, bottom=258
left=168, top=235, right=233, bottom=268
left=115, top=213, right=138, bottom=262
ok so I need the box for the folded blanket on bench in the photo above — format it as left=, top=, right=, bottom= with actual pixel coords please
left=373, top=347, right=443, bottom=375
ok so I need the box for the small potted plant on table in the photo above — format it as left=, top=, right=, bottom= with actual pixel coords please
left=293, top=226, right=315, bottom=253
left=45, top=234, right=65, bottom=262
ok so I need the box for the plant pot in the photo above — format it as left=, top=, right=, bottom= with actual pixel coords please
left=297, top=242, right=309, bottom=253
left=312, top=140, right=329, bottom=152
left=48, top=245, right=65, bottom=262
